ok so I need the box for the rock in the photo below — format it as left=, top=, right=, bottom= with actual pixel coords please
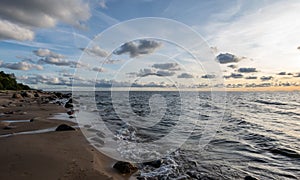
left=143, top=159, right=164, bottom=168
left=3, top=125, right=16, bottom=130
left=67, top=109, right=75, bottom=115
left=34, top=93, right=40, bottom=97
left=113, top=161, right=138, bottom=174
left=65, top=99, right=74, bottom=108
left=55, top=124, right=75, bottom=131
left=21, top=91, right=34, bottom=98
left=48, top=95, right=58, bottom=101
left=54, top=92, right=63, bottom=99
left=186, top=171, right=199, bottom=179
left=245, top=175, right=258, bottom=180
left=12, top=93, right=23, bottom=99
left=62, top=93, right=72, bottom=99
left=4, top=111, right=14, bottom=114
left=20, top=112, right=27, bottom=115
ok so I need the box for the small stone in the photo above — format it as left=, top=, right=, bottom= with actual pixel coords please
left=55, top=124, right=75, bottom=131
left=245, top=175, right=258, bottom=180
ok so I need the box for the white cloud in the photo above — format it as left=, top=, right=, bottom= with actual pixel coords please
left=39, top=57, right=75, bottom=66
left=0, top=61, right=43, bottom=71
left=208, top=1, right=300, bottom=72
left=0, top=0, right=91, bottom=40
left=152, top=62, right=181, bottom=71
left=99, top=0, right=107, bottom=9
left=81, top=46, right=108, bottom=57
left=0, top=19, right=34, bottom=41
left=33, top=48, right=64, bottom=58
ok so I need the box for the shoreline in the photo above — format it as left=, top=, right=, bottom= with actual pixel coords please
left=0, top=90, right=127, bottom=180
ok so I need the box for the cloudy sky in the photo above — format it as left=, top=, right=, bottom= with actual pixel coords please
left=0, top=0, right=300, bottom=90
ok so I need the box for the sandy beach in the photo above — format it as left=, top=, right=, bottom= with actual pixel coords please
left=0, top=91, right=126, bottom=180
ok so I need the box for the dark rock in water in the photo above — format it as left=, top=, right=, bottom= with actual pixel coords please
left=143, top=159, right=163, bottom=168
left=55, top=124, right=75, bottom=131
left=65, top=102, right=73, bottom=108
left=54, top=92, right=63, bottom=99
left=34, top=93, right=40, bottom=97
left=67, top=109, right=75, bottom=115
left=186, top=171, right=199, bottom=179
left=113, top=161, right=138, bottom=174
left=62, top=93, right=72, bottom=99
left=48, top=95, right=58, bottom=101
left=65, top=98, right=77, bottom=108
left=12, top=93, right=23, bottom=99
left=245, top=175, right=258, bottom=180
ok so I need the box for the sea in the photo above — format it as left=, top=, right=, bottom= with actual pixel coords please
left=74, top=91, right=300, bottom=179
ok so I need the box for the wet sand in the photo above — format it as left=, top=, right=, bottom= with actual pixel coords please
left=0, top=91, right=126, bottom=180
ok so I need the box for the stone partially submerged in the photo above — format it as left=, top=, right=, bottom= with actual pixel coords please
left=113, top=161, right=138, bottom=174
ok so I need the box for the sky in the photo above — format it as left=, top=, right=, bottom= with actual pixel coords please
left=0, top=0, right=299, bottom=91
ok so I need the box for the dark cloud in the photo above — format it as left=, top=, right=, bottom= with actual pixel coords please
left=0, top=0, right=90, bottom=40
left=113, top=39, right=162, bottom=58
left=226, top=84, right=243, bottom=88
left=245, top=76, right=257, bottom=80
left=224, top=73, right=243, bottom=79
left=260, top=76, right=273, bottom=81
left=0, top=61, right=43, bottom=71
left=277, top=72, right=286, bottom=75
left=227, top=64, right=237, bottom=69
left=96, top=79, right=168, bottom=88
left=152, top=63, right=180, bottom=71
left=134, top=68, right=175, bottom=77
left=132, top=82, right=166, bottom=88
left=238, top=67, right=257, bottom=73
left=245, top=83, right=273, bottom=88
left=216, top=53, right=240, bottom=64
left=201, top=74, right=216, bottom=79
left=92, top=67, right=105, bottom=72
left=178, top=73, right=194, bottom=78
left=156, top=70, right=175, bottom=77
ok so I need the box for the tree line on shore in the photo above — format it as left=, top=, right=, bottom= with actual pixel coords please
left=0, top=71, right=31, bottom=90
